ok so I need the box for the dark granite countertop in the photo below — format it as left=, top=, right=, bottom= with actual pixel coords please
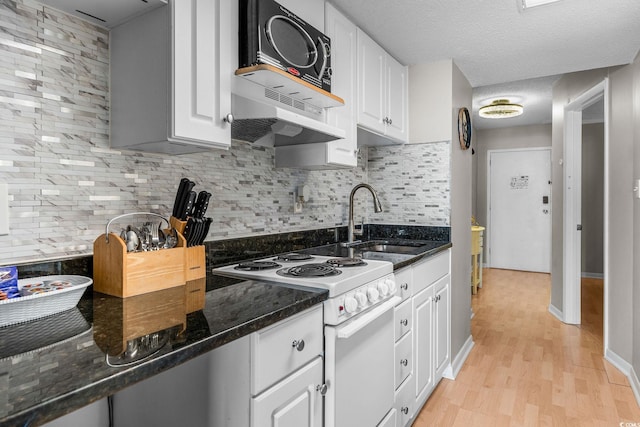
left=0, top=276, right=327, bottom=426
left=1, top=224, right=448, bottom=426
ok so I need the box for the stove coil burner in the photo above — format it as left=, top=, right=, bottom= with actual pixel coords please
left=277, top=263, right=342, bottom=278
left=235, top=261, right=281, bottom=271
left=274, top=253, right=314, bottom=262
left=326, top=258, right=368, bottom=267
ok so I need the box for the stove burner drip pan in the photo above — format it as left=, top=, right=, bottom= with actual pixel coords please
left=235, top=261, right=281, bottom=271
left=326, top=258, right=368, bottom=267
left=276, top=263, right=342, bottom=278
left=274, top=253, right=314, bottom=262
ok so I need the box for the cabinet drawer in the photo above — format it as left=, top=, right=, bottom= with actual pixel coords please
left=395, top=372, right=415, bottom=426
left=395, top=267, right=412, bottom=302
left=252, top=306, right=323, bottom=395
left=412, top=250, right=449, bottom=294
left=394, top=299, right=412, bottom=342
left=395, top=330, right=412, bottom=389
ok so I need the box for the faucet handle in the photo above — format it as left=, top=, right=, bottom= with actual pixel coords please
left=354, top=218, right=364, bottom=236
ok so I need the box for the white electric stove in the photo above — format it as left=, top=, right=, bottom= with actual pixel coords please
left=213, top=252, right=399, bottom=427
left=213, top=253, right=397, bottom=326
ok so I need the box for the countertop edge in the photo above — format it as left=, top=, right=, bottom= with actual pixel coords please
left=3, top=289, right=327, bottom=427
left=392, top=242, right=453, bottom=270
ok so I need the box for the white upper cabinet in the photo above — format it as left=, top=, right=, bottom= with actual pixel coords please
left=274, top=2, right=358, bottom=169
left=110, top=0, right=232, bottom=155
left=357, top=29, right=408, bottom=144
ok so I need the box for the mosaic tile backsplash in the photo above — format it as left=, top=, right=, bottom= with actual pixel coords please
left=0, top=0, right=450, bottom=265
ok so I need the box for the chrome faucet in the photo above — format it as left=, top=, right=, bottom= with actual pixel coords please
left=345, top=183, right=383, bottom=246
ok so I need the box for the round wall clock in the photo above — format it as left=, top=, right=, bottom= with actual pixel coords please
left=458, top=107, right=471, bottom=150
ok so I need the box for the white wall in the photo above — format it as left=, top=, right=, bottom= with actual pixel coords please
left=551, top=64, right=635, bottom=365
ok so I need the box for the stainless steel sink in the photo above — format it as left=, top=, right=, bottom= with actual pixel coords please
left=360, top=244, right=422, bottom=254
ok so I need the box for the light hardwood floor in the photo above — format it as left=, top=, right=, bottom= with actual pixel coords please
left=414, top=269, right=640, bottom=426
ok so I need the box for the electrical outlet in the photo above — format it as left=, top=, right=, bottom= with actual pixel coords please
left=293, top=194, right=302, bottom=213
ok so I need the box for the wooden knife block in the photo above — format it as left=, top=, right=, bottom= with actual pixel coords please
left=170, top=216, right=206, bottom=281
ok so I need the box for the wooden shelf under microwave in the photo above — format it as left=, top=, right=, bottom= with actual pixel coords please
left=235, top=64, right=345, bottom=109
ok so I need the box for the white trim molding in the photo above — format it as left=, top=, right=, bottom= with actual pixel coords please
left=443, top=334, right=474, bottom=380
left=629, top=366, right=640, bottom=409
left=548, top=303, right=564, bottom=322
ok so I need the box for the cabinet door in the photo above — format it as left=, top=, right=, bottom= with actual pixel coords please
left=357, top=29, right=386, bottom=134
left=412, top=287, right=433, bottom=406
left=325, top=3, right=358, bottom=168
left=385, top=56, right=408, bottom=142
left=252, top=357, right=323, bottom=427
left=172, top=0, right=231, bottom=148
left=434, top=276, right=450, bottom=380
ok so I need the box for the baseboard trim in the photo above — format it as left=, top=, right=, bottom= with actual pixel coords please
left=581, top=272, right=604, bottom=279
left=548, top=303, right=563, bottom=322
left=443, top=334, right=474, bottom=380
left=629, top=365, right=640, bottom=409
left=605, top=348, right=632, bottom=376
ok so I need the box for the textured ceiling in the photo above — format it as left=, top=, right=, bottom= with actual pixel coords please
left=329, top=0, right=640, bottom=129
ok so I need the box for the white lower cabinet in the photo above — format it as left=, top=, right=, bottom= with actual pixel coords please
left=393, top=249, right=451, bottom=427
left=112, top=306, right=324, bottom=427
left=377, top=408, right=397, bottom=427
left=413, top=285, right=434, bottom=405
left=252, top=357, right=323, bottom=427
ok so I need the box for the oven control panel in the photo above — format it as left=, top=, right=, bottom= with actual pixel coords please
left=324, top=273, right=397, bottom=325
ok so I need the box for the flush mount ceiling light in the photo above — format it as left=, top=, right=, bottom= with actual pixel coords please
left=521, top=0, right=562, bottom=9
left=478, top=99, right=524, bottom=119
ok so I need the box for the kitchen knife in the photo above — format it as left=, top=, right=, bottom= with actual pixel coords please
left=171, top=178, right=190, bottom=218
left=175, top=180, right=196, bottom=220
left=181, top=190, right=197, bottom=221
left=193, top=191, right=212, bottom=219
left=188, top=218, right=203, bottom=247
left=183, top=217, right=195, bottom=246
left=199, top=217, right=213, bottom=246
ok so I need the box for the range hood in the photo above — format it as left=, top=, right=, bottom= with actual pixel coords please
left=231, top=94, right=346, bottom=147
left=231, top=65, right=346, bottom=147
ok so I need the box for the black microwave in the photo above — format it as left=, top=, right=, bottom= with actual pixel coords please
left=239, top=0, right=332, bottom=93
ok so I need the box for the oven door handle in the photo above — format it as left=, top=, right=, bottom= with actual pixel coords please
left=337, top=296, right=401, bottom=339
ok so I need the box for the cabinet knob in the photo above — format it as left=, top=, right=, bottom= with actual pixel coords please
left=400, top=283, right=408, bottom=291
left=401, top=407, right=409, bottom=415
left=316, top=383, right=328, bottom=395
left=400, top=319, right=408, bottom=326
left=382, top=117, right=389, bottom=124
left=292, top=339, right=305, bottom=352
left=388, top=118, right=393, bottom=125
left=223, top=113, right=234, bottom=124
left=400, top=358, right=408, bottom=366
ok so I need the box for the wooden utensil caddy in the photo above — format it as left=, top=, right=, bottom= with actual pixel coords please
left=93, top=213, right=206, bottom=298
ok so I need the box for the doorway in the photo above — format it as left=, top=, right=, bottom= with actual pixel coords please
left=487, top=148, right=552, bottom=272
left=562, top=80, right=608, bottom=351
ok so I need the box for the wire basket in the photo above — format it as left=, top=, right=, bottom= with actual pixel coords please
left=0, top=275, right=92, bottom=327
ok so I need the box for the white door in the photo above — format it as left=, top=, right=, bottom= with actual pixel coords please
left=489, top=149, right=552, bottom=272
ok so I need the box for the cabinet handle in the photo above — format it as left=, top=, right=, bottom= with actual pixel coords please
left=292, top=339, right=305, bottom=352
left=223, top=113, right=234, bottom=124
left=401, top=407, right=409, bottom=415
left=316, top=383, right=328, bottom=395
left=400, top=358, right=408, bottom=366
left=400, top=283, right=408, bottom=291
left=400, top=319, right=408, bottom=326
